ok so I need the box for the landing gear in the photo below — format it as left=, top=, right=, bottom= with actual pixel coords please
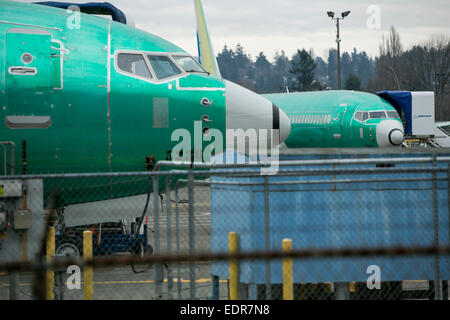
left=55, top=239, right=81, bottom=257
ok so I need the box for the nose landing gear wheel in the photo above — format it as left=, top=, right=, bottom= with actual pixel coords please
left=55, top=240, right=81, bottom=257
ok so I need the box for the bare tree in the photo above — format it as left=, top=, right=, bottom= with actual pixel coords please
left=376, top=26, right=405, bottom=90
left=403, top=35, right=450, bottom=120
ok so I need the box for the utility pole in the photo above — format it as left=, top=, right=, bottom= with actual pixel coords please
left=336, top=18, right=341, bottom=90
left=327, top=11, right=351, bottom=90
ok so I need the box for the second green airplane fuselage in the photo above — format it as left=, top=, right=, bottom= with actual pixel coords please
left=264, top=90, right=404, bottom=148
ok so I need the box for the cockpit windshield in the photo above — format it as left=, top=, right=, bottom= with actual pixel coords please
left=172, top=56, right=208, bottom=74
left=386, top=110, right=400, bottom=118
left=369, top=111, right=387, bottom=119
left=147, top=55, right=181, bottom=79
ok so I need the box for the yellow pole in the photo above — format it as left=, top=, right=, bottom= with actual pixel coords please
left=83, top=230, right=93, bottom=300
left=282, top=238, right=293, bottom=300
left=228, top=232, right=239, bottom=300
left=45, top=226, right=55, bottom=300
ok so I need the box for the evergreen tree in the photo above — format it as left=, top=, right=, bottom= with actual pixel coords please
left=327, top=48, right=338, bottom=89
left=273, top=50, right=292, bottom=92
left=344, top=74, right=362, bottom=90
left=217, top=45, right=238, bottom=82
left=290, top=49, right=317, bottom=91
left=254, top=52, right=272, bottom=93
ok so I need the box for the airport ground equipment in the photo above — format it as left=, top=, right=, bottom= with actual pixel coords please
left=54, top=219, right=151, bottom=257
left=376, top=91, right=449, bottom=148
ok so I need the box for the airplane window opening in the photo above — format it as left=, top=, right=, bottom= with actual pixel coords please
left=117, top=53, right=152, bottom=79
left=361, top=112, right=369, bottom=121
left=172, top=55, right=208, bottom=74
left=354, top=112, right=363, bottom=121
left=369, top=111, right=387, bottom=119
left=441, top=125, right=450, bottom=135
left=21, top=53, right=33, bottom=64
left=386, top=111, right=400, bottom=118
left=148, top=55, right=181, bottom=79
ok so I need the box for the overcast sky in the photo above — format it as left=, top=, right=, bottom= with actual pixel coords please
left=18, top=0, right=450, bottom=61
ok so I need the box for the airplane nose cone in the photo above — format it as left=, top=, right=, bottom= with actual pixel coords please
left=224, top=80, right=291, bottom=147
left=376, top=119, right=404, bottom=147
left=389, top=128, right=404, bottom=146
left=275, top=104, right=291, bottom=143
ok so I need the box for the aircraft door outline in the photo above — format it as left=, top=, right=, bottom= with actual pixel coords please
left=5, top=27, right=62, bottom=126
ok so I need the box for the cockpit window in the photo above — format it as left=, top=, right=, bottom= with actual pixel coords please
left=117, top=53, right=152, bottom=79
left=369, top=111, right=387, bottom=119
left=147, top=55, right=181, bottom=79
left=172, top=55, right=208, bottom=74
left=441, top=125, right=450, bottom=135
left=386, top=110, right=400, bottom=118
left=354, top=111, right=369, bottom=121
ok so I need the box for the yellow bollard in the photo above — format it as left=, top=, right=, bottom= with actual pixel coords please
left=228, top=232, right=239, bottom=300
left=83, top=230, right=93, bottom=300
left=282, top=238, right=293, bottom=300
left=45, top=226, right=55, bottom=300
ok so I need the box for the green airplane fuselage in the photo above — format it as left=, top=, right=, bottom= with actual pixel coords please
left=0, top=1, right=231, bottom=205
left=264, top=90, right=404, bottom=148
left=0, top=0, right=227, bottom=174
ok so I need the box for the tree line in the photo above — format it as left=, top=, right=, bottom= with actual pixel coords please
left=216, top=27, right=450, bottom=120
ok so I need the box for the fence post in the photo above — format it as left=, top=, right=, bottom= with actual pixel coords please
left=9, top=271, right=18, bottom=300
left=83, top=230, right=93, bottom=300
left=153, top=175, right=163, bottom=299
left=432, top=154, right=442, bottom=300
left=45, top=226, right=55, bottom=300
left=175, top=186, right=182, bottom=300
left=188, top=170, right=196, bottom=300
left=229, top=232, right=239, bottom=300
left=211, top=275, right=219, bottom=300
left=166, top=176, right=173, bottom=298
left=263, top=176, right=271, bottom=300
left=282, top=238, right=293, bottom=300
left=335, top=282, right=349, bottom=300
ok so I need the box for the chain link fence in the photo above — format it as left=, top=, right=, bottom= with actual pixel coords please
left=0, top=151, right=449, bottom=300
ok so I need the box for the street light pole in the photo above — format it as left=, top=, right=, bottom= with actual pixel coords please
left=336, top=17, right=341, bottom=89
left=327, top=11, right=350, bottom=90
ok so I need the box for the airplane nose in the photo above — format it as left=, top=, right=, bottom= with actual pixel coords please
left=224, top=80, right=291, bottom=147
left=275, top=104, right=291, bottom=143
left=389, top=128, right=404, bottom=146
left=376, top=119, right=404, bottom=147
